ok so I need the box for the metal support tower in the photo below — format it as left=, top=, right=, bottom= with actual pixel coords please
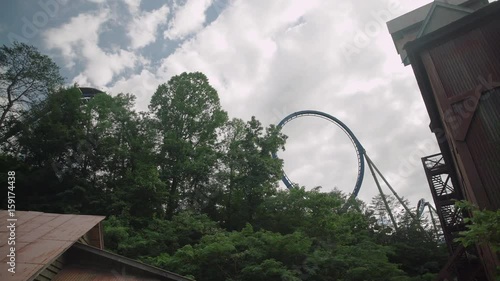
left=417, top=199, right=443, bottom=241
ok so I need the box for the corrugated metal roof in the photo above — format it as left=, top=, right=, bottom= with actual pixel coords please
left=0, top=210, right=105, bottom=281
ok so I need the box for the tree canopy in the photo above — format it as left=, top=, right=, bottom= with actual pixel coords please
left=0, top=42, right=63, bottom=135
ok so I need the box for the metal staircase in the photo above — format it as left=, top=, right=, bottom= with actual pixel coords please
left=421, top=153, right=485, bottom=281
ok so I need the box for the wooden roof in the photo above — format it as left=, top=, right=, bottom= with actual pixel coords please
left=0, top=210, right=105, bottom=281
left=54, top=243, right=194, bottom=281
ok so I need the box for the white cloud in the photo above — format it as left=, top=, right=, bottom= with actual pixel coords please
left=158, top=0, right=322, bottom=108
left=72, top=73, right=90, bottom=86
left=81, top=47, right=138, bottom=86
left=44, top=11, right=108, bottom=62
left=164, top=0, right=213, bottom=40
left=128, top=5, right=169, bottom=49
left=107, top=69, right=161, bottom=111
left=44, top=10, right=139, bottom=86
left=124, top=0, right=141, bottom=14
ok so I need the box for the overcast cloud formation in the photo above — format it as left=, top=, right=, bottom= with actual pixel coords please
left=1, top=0, right=454, bottom=209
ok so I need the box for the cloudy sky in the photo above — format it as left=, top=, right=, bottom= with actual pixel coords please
left=1, top=0, right=460, bottom=209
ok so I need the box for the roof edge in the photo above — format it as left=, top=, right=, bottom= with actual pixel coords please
left=415, top=1, right=474, bottom=38
left=72, top=243, right=194, bottom=281
left=406, top=1, right=500, bottom=55
left=387, top=1, right=434, bottom=34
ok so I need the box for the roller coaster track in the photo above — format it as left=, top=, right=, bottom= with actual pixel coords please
left=417, top=198, right=442, bottom=239
left=272, top=110, right=427, bottom=234
left=271, top=110, right=365, bottom=197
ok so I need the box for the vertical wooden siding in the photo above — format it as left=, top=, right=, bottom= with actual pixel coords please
left=427, top=18, right=500, bottom=210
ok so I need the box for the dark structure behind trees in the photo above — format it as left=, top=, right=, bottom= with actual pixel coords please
left=78, top=87, right=104, bottom=100
left=388, top=1, right=500, bottom=280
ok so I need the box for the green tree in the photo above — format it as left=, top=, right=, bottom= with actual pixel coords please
left=455, top=200, right=500, bottom=252
left=149, top=72, right=228, bottom=219
left=104, top=211, right=220, bottom=260
left=142, top=188, right=411, bottom=281
left=2, top=87, right=162, bottom=218
left=255, top=187, right=345, bottom=236
left=0, top=42, right=63, bottom=133
left=218, top=117, right=286, bottom=230
left=369, top=194, right=447, bottom=278
left=80, top=93, right=165, bottom=220
left=144, top=224, right=308, bottom=281
left=3, top=87, right=85, bottom=213
left=369, top=193, right=400, bottom=234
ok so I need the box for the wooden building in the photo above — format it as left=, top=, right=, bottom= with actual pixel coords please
left=388, top=0, right=500, bottom=280
left=0, top=210, right=192, bottom=281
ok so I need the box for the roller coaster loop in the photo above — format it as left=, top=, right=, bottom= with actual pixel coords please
left=272, top=110, right=432, bottom=238
left=271, top=110, right=366, bottom=198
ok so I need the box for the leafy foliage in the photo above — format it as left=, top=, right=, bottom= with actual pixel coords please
left=455, top=200, right=500, bottom=252
left=149, top=72, right=228, bottom=219
left=0, top=42, right=63, bottom=136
